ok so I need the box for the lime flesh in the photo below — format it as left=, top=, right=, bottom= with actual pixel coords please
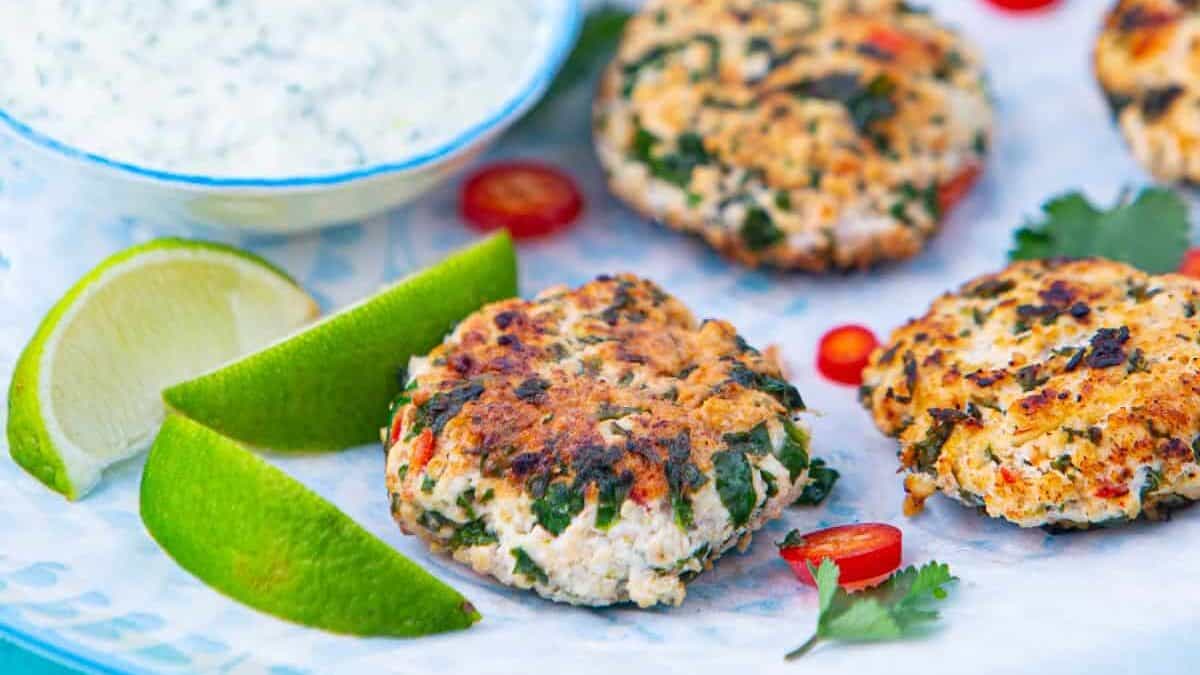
left=141, top=415, right=480, bottom=636
left=7, top=239, right=319, bottom=499
left=163, top=232, right=518, bottom=451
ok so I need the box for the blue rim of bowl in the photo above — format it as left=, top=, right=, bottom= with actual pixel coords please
left=0, top=0, right=581, bottom=190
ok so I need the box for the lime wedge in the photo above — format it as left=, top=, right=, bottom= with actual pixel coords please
left=163, top=232, right=517, bottom=450
left=7, top=239, right=319, bottom=500
left=141, top=415, right=480, bottom=636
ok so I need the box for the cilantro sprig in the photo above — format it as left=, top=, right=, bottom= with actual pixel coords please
left=1009, top=188, right=1190, bottom=274
left=785, top=559, right=957, bottom=660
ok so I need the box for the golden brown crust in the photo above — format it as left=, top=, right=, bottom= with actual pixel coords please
left=1095, top=0, right=1200, bottom=182
left=388, top=274, right=804, bottom=507
left=861, top=258, right=1200, bottom=528
left=593, top=0, right=992, bottom=271
left=382, top=275, right=814, bottom=607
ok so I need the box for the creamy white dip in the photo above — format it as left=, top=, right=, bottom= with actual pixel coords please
left=0, top=1, right=554, bottom=178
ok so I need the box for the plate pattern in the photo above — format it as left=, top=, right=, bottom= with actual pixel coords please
left=1, top=2, right=1199, bottom=673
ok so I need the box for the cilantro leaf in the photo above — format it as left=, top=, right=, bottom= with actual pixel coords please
left=822, top=597, right=904, bottom=641
left=785, top=559, right=957, bottom=660
left=815, top=558, right=839, bottom=616
left=1009, top=188, right=1189, bottom=274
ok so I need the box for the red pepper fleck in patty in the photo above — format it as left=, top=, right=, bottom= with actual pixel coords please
left=411, top=428, right=436, bottom=474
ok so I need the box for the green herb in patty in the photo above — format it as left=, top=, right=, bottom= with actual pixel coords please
left=791, top=72, right=898, bottom=135
left=514, top=377, right=551, bottom=403
left=532, top=483, right=585, bottom=536
left=729, top=362, right=806, bottom=410
left=890, top=181, right=940, bottom=226
left=912, top=408, right=968, bottom=473
left=621, top=43, right=683, bottom=97
left=451, top=519, right=498, bottom=548
left=662, top=431, right=707, bottom=531
left=511, top=548, right=549, bottom=585
left=414, top=381, right=485, bottom=436
left=723, top=422, right=772, bottom=456
left=740, top=207, right=785, bottom=251
left=777, top=418, right=811, bottom=481
left=596, top=478, right=633, bottom=531
left=596, top=403, right=646, bottom=421
left=630, top=123, right=713, bottom=188
left=713, top=450, right=756, bottom=527
left=795, top=457, right=839, bottom=506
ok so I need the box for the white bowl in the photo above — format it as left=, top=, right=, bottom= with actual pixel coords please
left=0, top=1, right=581, bottom=233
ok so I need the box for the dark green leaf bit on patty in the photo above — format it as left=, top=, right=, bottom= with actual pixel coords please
left=631, top=123, right=714, bottom=190
left=778, top=419, right=811, bottom=482
left=723, top=422, right=773, bottom=456
left=532, top=483, right=586, bottom=537
left=715, top=417, right=818, bottom=521
left=411, top=381, right=485, bottom=437
left=594, top=477, right=633, bottom=531
left=912, top=407, right=977, bottom=472
left=712, top=361, right=813, bottom=523
left=889, top=180, right=940, bottom=227
left=795, top=458, right=839, bottom=506
left=713, top=449, right=756, bottom=528
left=514, top=377, right=551, bottom=403
left=511, top=548, right=549, bottom=585
left=451, top=519, right=498, bottom=549
left=729, top=362, right=806, bottom=410
left=789, top=72, right=898, bottom=135
left=572, top=443, right=636, bottom=531
left=662, top=431, right=708, bottom=530
left=621, top=33, right=722, bottom=98
left=741, top=207, right=785, bottom=251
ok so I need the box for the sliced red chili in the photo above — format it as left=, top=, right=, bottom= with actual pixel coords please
left=984, top=0, right=1060, bottom=12
left=778, top=523, right=903, bottom=591
left=817, top=325, right=880, bottom=386
left=388, top=414, right=405, bottom=446
left=1096, top=483, right=1130, bottom=499
left=410, top=428, right=436, bottom=473
left=938, top=164, right=982, bottom=216
left=864, top=26, right=912, bottom=57
left=1179, top=248, right=1200, bottom=279
left=460, top=161, right=584, bottom=239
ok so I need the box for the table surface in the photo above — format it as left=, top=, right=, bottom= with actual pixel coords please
left=3, top=2, right=1200, bottom=674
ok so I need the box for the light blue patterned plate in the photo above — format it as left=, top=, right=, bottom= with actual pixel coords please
left=1, top=2, right=1198, bottom=673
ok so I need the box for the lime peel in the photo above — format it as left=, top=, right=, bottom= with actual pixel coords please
left=163, top=231, right=518, bottom=451
left=7, top=238, right=318, bottom=499
left=141, top=415, right=480, bottom=636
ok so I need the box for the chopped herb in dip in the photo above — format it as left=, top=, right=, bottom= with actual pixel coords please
left=0, top=0, right=553, bottom=177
